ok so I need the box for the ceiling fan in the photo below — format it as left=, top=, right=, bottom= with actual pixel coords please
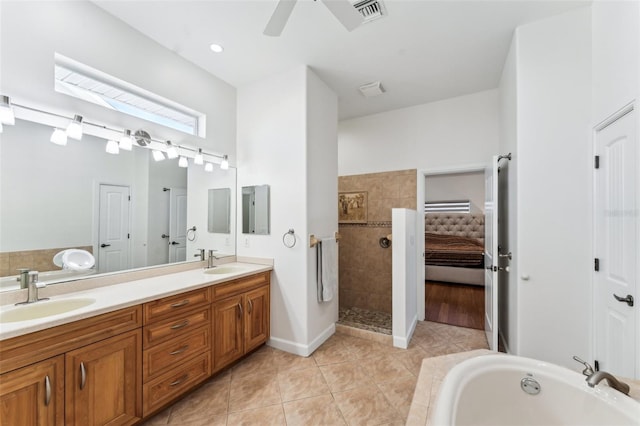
left=264, top=0, right=365, bottom=37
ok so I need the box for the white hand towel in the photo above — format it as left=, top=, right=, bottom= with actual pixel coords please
left=320, top=237, right=338, bottom=302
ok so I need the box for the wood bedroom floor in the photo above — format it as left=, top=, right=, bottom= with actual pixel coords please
left=425, top=281, right=485, bottom=330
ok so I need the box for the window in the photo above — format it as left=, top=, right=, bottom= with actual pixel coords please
left=54, top=54, right=205, bottom=137
left=424, top=201, right=471, bottom=214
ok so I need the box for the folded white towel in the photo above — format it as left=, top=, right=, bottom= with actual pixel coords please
left=320, top=237, right=338, bottom=302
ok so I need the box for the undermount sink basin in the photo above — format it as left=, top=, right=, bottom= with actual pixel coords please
left=0, top=298, right=96, bottom=323
left=204, top=266, right=246, bottom=275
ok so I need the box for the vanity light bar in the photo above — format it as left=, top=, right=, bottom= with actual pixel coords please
left=1, top=95, right=230, bottom=168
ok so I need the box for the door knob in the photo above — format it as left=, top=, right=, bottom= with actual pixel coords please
left=171, top=241, right=180, bottom=245
left=100, top=243, right=111, bottom=248
left=613, top=294, right=634, bottom=307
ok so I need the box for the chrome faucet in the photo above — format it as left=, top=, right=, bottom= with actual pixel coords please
left=207, top=249, right=218, bottom=269
left=573, top=356, right=595, bottom=376
left=194, top=249, right=205, bottom=261
left=586, top=371, right=630, bottom=395
left=15, top=270, right=49, bottom=305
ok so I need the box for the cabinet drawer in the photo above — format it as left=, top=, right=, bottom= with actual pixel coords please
left=212, top=272, right=269, bottom=300
left=143, top=306, right=210, bottom=347
left=143, top=287, right=211, bottom=324
left=142, top=352, right=211, bottom=417
left=143, top=325, right=210, bottom=381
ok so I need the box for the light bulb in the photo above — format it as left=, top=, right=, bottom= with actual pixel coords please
left=178, top=156, right=188, bottom=168
left=0, top=96, right=15, bottom=125
left=209, top=43, right=224, bottom=53
left=220, top=155, right=229, bottom=170
left=105, top=139, right=119, bottom=155
left=166, top=141, right=178, bottom=159
left=152, top=150, right=166, bottom=162
left=119, top=130, right=133, bottom=151
left=204, top=162, right=214, bottom=172
left=66, top=115, right=83, bottom=140
left=194, top=148, right=204, bottom=165
left=50, top=128, right=68, bottom=146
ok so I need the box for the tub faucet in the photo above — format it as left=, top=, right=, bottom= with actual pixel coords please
left=586, top=371, right=630, bottom=395
left=572, top=356, right=594, bottom=376
left=15, top=270, right=49, bottom=306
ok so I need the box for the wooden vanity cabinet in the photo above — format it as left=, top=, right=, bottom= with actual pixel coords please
left=65, top=329, right=142, bottom=426
left=0, top=306, right=142, bottom=426
left=212, top=272, right=270, bottom=371
left=0, top=355, right=64, bottom=426
left=141, top=287, right=212, bottom=416
left=0, top=271, right=271, bottom=425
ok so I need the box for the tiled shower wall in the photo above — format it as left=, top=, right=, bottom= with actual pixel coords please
left=338, top=169, right=417, bottom=314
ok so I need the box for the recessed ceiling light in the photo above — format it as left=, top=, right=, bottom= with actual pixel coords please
left=209, top=43, right=224, bottom=53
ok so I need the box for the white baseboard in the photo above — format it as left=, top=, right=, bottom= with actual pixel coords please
left=393, top=315, right=418, bottom=349
left=267, top=322, right=335, bottom=357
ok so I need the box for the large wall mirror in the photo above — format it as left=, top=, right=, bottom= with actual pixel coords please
left=0, top=119, right=236, bottom=291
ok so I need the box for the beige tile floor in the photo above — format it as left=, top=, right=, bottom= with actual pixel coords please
left=142, top=321, right=489, bottom=426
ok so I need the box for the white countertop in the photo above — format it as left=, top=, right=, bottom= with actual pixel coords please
left=0, top=262, right=272, bottom=340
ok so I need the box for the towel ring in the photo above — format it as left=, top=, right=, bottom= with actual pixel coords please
left=283, top=229, right=296, bottom=248
left=187, top=226, right=197, bottom=242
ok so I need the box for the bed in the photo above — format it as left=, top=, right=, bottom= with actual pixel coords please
left=425, top=213, right=485, bottom=286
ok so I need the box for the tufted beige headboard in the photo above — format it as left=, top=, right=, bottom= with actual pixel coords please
left=425, top=213, right=485, bottom=242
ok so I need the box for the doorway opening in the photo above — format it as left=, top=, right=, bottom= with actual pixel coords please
left=423, top=170, right=486, bottom=330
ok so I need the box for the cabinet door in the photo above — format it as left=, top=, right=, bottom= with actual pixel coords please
left=65, top=329, right=142, bottom=426
left=244, top=285, right=270, bottom=353
left=212, top=295, right=244, bottom=370
left=0, top=355, right=64, bottom=426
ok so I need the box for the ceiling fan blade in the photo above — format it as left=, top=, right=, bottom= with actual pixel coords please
left=264, top=0, right=297, bottom=37
left=320, top=0, right=364, bottom=32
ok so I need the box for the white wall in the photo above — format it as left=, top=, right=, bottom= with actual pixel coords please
left=238, top=66, right=338, bottom=355
left=392, top=208, right=418, bottom=349
left=498, top=30, right=519, bottom=355
left=514, top=7, right=592, bottom=367
left=305, top=69, right=339, bottom=343
left=425, top=171, right=485, bottom=213
left=0, top=1, right=236, bottom=163
left=592, top=1, right=640, bottom=124
left=338, top=89, right=500, bottom=176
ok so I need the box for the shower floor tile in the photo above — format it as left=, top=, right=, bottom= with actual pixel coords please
left=338, top=307, right=392, bottom=335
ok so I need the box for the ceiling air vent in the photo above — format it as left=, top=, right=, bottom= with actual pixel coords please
left=353, top=0, right=386, bottom=23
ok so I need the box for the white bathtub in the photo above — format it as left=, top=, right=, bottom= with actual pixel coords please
left=431, top=354, right=640, bottom=426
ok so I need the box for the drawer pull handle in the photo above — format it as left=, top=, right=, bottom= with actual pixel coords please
left=170, top=374, right=189, bottom=387
left=80, top=362, right=86, bottom=390
left=248, top=299, right=253, bottom=315
left=45, top=375, right=51, bottom=406
left=170, top=299, right=190, bottom=308
left=238, top=302, right=243, bottom=317
left=171, top=320, right=190, bottom=330
left=169, top=345, right=189, bottom=356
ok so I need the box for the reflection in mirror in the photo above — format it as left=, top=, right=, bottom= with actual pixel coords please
left=242, top=185, right=270, bottom=235
left=0, top=119, right=236, bottom=291
left=208, top=188, right=231, bottom=234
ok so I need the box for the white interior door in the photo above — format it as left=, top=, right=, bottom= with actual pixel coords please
left=98, top=185, right=130, bottom=273
left=484, top=157, right=499, bottom=351
left=169, top=188, right=188, bottom=263
left=594, top=107, right=637, bottom=379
